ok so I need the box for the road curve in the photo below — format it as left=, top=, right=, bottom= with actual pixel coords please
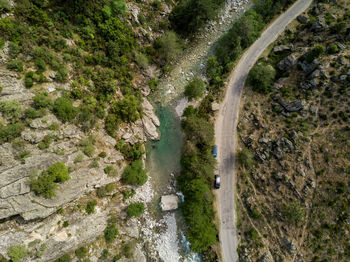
left=215, top=0, right=313, bottom=261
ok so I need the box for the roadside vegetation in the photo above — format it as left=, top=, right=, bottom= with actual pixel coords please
left=178, top=0, right=299, bottom=259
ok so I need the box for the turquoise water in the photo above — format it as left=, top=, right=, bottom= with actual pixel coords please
left=146, top=104, right=183, bottom=196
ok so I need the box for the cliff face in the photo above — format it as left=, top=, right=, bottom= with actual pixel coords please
left=237, top=1, right=350, bottom=262
left=0, top=0, right=170, bottom=261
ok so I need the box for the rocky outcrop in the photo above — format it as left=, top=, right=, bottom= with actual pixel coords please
left=141, top=98, right=160, bottom=140
left=273, top=44, right=293, bottom=54
left=278, top=54, right=297, bottom=71
left=160, top=194, right=178, bottom=211
left=0, top=69, right=33, bottom=103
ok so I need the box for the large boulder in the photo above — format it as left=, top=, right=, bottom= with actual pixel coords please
left=160, top=194, right=178, bottom=211
left=273, top=44, right=293, bottom=54
left=278, top=54, right=297, bottom=71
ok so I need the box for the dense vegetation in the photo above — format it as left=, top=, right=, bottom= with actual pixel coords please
left=126, top=202, right=145, bottom=217
left=170, top=0, right=225, bottom=36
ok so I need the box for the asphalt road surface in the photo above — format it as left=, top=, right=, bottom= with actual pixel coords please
left=215, top=0, right=313, bottom=261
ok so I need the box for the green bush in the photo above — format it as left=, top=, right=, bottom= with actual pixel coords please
left=154, top=31, right=182, bottom=65
left=33, top=93, right=52, bottom=109
left=24, top=108, right=44, bottom=119
left=303, top=45, right=326, bottom=63
left=29, top=162, right=70, bottom=198
left=247, top=63, right=276, bottom=94
left=104, top=222, right=118, bottom=243
left=24, top=72, right=34, bottom=88
left=0, top=99, right=21, bottom=123
left=55, top=254, right=71, bottom=262
left=7, top=59, right=23, bottom=72
left=122, top=242, right=135, bottom=258
left=0, top=0, right=10, bottom=14
left=237, top=148, right=255, bottom=168
left=75, top=247, right=88, bottom=259
left=8, top=245, right=28, bottom=262
left=327, top=44, right=338, bottom=54
left=55, top=66, right=68, bottom=83
left=282, top=202, right=305, bottom=225
left=35, top=58, right=46, bottom=72
left=86, top=200, right=97, bottom=214
left=126, top=202, right=145, bottom=217
left=0, top=123, right=24, bottom=143
left=184, top=78, right=206, bottom=101
left=80, top=136, right=96, bottom=157
left=110, top=95, right=142, bottom=122
left=105, top=113, right=121, bottom=136
left=53, top=97, right=77, bottom=122
left=170, top=0, right=225, bottom=35
left=121, top=160, right=147, bottom=186
left=47, top=162, right=70, bottom=182
left=104, top=165, right=113, bottom=174
left=70, top=88, right=83, bottom=99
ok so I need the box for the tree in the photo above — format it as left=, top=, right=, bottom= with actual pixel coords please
left=53, top=97, right=77, bottom=122
left=184, top=78, right=206, bottom=101
left=170, top=0, right=224, bottom=35
left=182, top=116, right=214, bottom=151
left=110, top=95, right=142, bottom=122
left=126, top=202, right=145, bottom=217
left=247, top=63, right=276, bottom=94
left=121, top=160, right=147, bottom=186
left=154, top=31, right=182, bottom=64
left=8, top=245, right=28, bottom=262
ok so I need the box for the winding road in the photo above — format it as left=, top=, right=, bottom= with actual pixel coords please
left=215, top=0, right=313, bottom=261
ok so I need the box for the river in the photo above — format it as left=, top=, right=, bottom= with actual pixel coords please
left=144, top=0, right=252, bottom=261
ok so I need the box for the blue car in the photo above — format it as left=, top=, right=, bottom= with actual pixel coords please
left=212, top=145, right=218, bottom=158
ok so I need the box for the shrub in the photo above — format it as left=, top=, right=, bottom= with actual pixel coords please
left=99, top=152, right=107, bottom=158
left=101, top=249, right=108, bottom=259
left=80, top=136, right=96, bottom=157
left=29, top=162, right=70, bottom=198
left=327, top=44, right=338, bottom=54
left=104, top=222, right=118, bottom=243
left=86, top=200, right=97, bottom=214
left=184, top=78, right=206, bottom=101
left=24, top=108, right=44, bottom=119
left=104, top=165, right=113, bottom=174
left=7, top=59, right=23, bottom=72
left=110, top=95, right=142, bottom=122
left=330, top=21, right=347, bottom=34
left=134, top=52, right=148, bottom=69
left=247, top=63, right=276, bottom=94
left=0, top=0, right=10, bottom=14
left=8, top=245, right=28, bottom=262
left=70, top=88, right=83, bottom=99
left=0, top=100, right=21, bottom=123
left=154, top=31, right=182, bottom=64
left=121, top=160, right=147, bottom=186
left=147, top=78, right=158, bottom=90
left=0, top=123, right=24, bottom=143
left=105, top=113, right=121, bottom=136
left=122, top=242, right=135, bottom=258
left=126, top=202, right=145, bottom=217
left=303, top=45, right=326, bottom=63
left=55, top=254, right=71, bottom=262
left=282, top=202, right=305, bottom=225
left=33, top=93, right=52, bottom=109
left=63, top=221, right=69, bottom=227
left=24, top=72, right=34, bottom=88
left=55, top=66, right=68, bottom=83
left=75, top=247, right=88, bottom=259
left=47, top=162, right=70, bottom=182
left=35, top=58, right=46, bottom=72
left=53, top=97, right=77, bottom=122
left=237, top=148, right=255, bottom=168
left=170, top=0, right=225, bottom=35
